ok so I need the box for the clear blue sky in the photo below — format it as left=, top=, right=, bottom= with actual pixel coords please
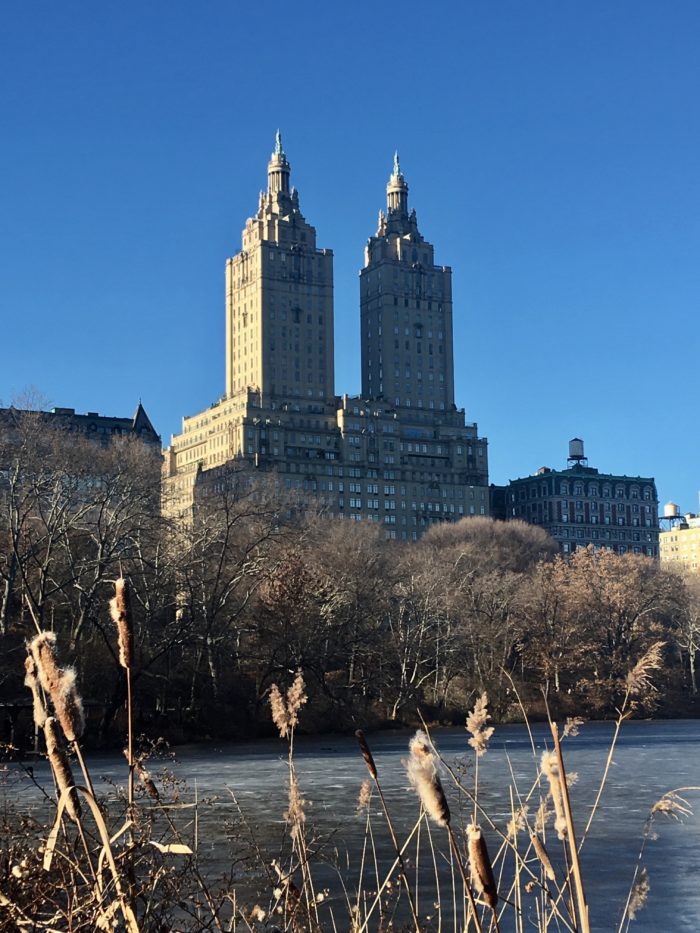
left=2, top=2, right=699, bottom=509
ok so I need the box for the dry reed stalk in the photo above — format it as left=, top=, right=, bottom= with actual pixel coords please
left=44, top=717, right=81, bottom=822
left=467, top=824, right=498, bottom=910
left=466, top=693, right=494, bottom=826
left=109, top=577, right=133, bottom=670
left=551, top=722, right=589, bottom=933
left=110, top=577, right=136, bottom=814
left=404, top=731, right=483, bottom=932
left=355, top=730, right=421, bottom=932
left=30, top=632, right=85, bottom=742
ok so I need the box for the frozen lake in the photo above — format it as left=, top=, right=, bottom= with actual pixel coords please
left=4, top=719, right=699, bottom=931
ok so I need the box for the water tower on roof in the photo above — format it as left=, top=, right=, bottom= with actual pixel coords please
left=567, top=437, right=588, bottom=468
left=659, top=501, right=683, bottom=530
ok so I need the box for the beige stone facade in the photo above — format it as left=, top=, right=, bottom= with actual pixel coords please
left=660, top=516, right=700, bottom=573
left=225, top=134, right=334, bottom=402
left=361, top=154, right=454, bottom=411
left=164, top=136, right=489, bottom=535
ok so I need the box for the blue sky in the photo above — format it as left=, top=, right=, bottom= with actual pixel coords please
left=2, top=2, right=699, bottom=509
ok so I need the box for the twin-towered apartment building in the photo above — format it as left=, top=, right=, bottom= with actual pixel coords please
left=162, top=134, right=660, bottom=554
left=163, top=134, right=489, bottom=537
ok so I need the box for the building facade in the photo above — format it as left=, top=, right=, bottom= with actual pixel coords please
left=164, top=136, right=490, bottom=537
left=0, top=402, right=160, bottom=451
left=660, top=508, right=700, bottom=573
left=494, top=439, right=659, bottom=557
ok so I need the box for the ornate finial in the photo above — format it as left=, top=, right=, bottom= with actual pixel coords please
left=275, top=129, right=283, bottom=157
left=393, top=150, right=400, bottom=176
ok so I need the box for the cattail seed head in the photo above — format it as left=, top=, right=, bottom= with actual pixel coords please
left=541, top=750, right=567, bottom=840
left=44, top=717, right=81, bottom=822
left=406, top=730, right=450, bottom=827
left=30, top=632, right=62, bottom=697
left=355, top=729, right=378, bottom=780
left=468, top=824, right=498, bottom=909
left=53, top=667, right=85, bottom=742
left=29, top=633, right=84, bottom=742
left=24, top=655, right=47, bottom=729
left=530, top=832, right=556, bottom=882
left=110, top=577, right=133, bottom=670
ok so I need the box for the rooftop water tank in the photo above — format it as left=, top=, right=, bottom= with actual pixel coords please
left=569, top=438, right=585, bottom=460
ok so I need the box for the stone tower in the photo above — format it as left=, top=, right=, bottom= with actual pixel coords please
left=360, top=154, right=455, bottom=411
left=225, top=132, right=335, bottom=403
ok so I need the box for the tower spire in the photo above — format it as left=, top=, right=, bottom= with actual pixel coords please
left=386, top=150, right=408, bottom=215
left=268, top=130, right=290, bottom=196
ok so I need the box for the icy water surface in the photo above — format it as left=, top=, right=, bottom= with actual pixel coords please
left=4, top=720, right=699, bottom=931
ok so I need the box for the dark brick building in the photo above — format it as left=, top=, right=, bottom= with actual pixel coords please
left=492, top=439, right=659, bottom=557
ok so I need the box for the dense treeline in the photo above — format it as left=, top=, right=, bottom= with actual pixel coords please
left=1, top=417, right=699, bottom=748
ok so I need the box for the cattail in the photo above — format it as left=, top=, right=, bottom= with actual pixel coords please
left=44, top=717, right=81, bottom=822
left=541, top=750, right=567, bottom=840
left=467, top=823, right=498, bottom=909
left=109, top=577, right=133, bottom=670
left=355, top=729, right=378, bottom=779
left=530, top=832, right=556, bottom=882
left=406, top=730, right=450, bottom=827
left=30, top=632, right=62, bottom=697
left=54, top=668, right=85, bottom=743
left=24, top=655, right=47, bottom=729
left=466, top=692, right=494, bottom=757
left=30, top=633, right=84, bottom=742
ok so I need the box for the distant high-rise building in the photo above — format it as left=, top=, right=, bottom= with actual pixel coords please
left=360, top=153, right=454, bottom=411
left=225, top=132, right=335, bottom=402
left=164, top=136, right=490, bottom=536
